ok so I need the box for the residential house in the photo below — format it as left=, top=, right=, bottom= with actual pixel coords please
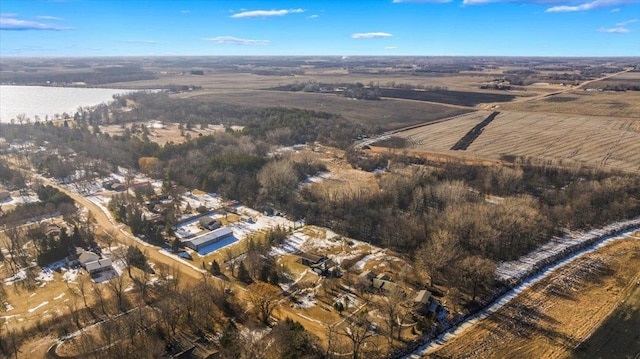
left=85, top=258, right=113, bottom=275
left=372, top=273, right=398, bottom=293
left=199, top=216, right=220, bottom=231
left=298, top=252, right=340, bottom=277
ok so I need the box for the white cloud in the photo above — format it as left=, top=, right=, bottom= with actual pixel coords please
left=598, top=26, right=630, bottom=32
left=36, top=15, right=63, bottom=20
left=180, top=10, right=190, bottom=14
left=461, top=0, right=640, bottom=9
left=352, top=32, right=393, bottom=39
left=307, top=14, right=319, bottom=19
left=611, top=7, right=621, bottom=10
left=230, top=8, right=304, bottom=18
left=384, top=46, right=398, bottom=49
left=617, top=18, right=638, bottom=26
left=546, top=0, right=639, bottom=12
left=393, top=0, right=451, bottom=2
left=0, top=14, right=73, bottom=30
left=203, top=36, right=269, bottom=45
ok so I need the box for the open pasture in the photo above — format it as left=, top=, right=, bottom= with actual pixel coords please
left=396, top=111, right=640, bottom=172
left=183, top=90, right=472, bottom=131
left=498, top=90, right=640, bottom=118
left=107, top=68, right=521, bottom=93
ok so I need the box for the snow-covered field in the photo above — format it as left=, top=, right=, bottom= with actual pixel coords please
left=0, top=192, right=39, bottom=206
left=353, top=250, right=386, bottom=271
left=182, top=192, right=223, bottom=211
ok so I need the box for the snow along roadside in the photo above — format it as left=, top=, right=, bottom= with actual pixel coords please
left=404, top=221, right=640, bottom=359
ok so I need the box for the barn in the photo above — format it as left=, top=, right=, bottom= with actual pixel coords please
left=183, top=227, right=234, bottom=251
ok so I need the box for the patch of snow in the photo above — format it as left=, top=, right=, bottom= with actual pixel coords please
left=496, top=217, right=640, bottom=283
left=42, top=259, right=68, bottom=272
left=4, top=269, right=27, bottom=285
left=28, top=301, right=49, bottom=313
left=292, top=289, right=317, bottom=309
left=4, top=303, right=14, bottom=311
left=330, top=252, right=361, bottom=265
left=36, top=270, right=55, bottom=282
left=353, top=250, right=386, bottom=271
left=405, top=225, right=640, bottom=359
left=53, top=293, right=65, bottom=300
left=62, top=268, right=79, bottom=283
left=270, top=232, right=310, bottom=256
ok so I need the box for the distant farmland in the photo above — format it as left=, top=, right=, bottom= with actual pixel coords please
left=268, top=86, right=518, bottom=107
left=395, top=111, right=640, bottom=172
left=499, top=91, right=640, bottom=118
left=377, top=88, right=516, bottom=107
left=185, top=90, right=472, bottom=131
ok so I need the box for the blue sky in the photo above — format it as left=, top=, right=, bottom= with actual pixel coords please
left=0, top=0, right=638, bottom=57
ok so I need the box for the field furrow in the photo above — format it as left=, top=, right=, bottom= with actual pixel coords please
left=396, top=111, right=640, bottom=172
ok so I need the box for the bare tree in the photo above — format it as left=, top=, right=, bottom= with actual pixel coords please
left=340, top=310, right=377, bottom=359
left=379, top=288, right=410, bottom=347
left=459, top=255, right=495, bottom=302
left=248, top=282, right=280, bottom=325
left=108, top=274, right=129, bottom=312
left=414, top=229, right=458, bottom=286
left=92, top=282, right=109, bottom=316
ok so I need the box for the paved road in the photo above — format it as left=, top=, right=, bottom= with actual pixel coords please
left=482, top=68, right=634, bottom=109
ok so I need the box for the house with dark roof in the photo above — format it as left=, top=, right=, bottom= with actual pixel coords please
left=298, top=252, right=340, bottom=277
left=198, top=216, right=220, bottom=231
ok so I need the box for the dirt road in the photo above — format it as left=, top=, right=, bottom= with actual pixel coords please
left=42, top=180, right=205, bottom=283
left=482, top=68, right=633, bottom=109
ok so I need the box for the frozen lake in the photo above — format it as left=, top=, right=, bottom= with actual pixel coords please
left=0, top=85, right=133, bottom=123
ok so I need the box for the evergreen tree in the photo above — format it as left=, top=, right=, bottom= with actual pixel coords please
left=210, top=260, right=221, bottom=275
left=237, top=261, right=252, bottom=284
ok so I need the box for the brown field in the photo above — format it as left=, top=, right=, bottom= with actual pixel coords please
left=179, top=90, right=471, bottom=130
left=498, top=90, right=640, bottom=118
left=100, top=122, right=245, bottom=146
left=109, top=71, right=531, bottom=94
left=427, top=234, right=640, bottom=359
left=395, top=111, right=640, bottom=172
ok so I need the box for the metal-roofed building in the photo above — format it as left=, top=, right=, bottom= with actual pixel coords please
left=183, top=227, right=234, bottom=251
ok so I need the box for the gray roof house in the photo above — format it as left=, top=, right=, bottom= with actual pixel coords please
left=85, top=258, right=113, bottom=275
left=78, top=251, right=100, bottom=267
left=199, top=216, right=220, bottom=231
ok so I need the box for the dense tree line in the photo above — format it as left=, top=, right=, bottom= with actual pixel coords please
left=0, top=185, right=76, bottom=226
left=297, top=156, right=640, bottom=302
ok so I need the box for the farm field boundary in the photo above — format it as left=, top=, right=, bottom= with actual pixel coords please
left=450, top=112, right=499, bottom=151
left=399, top=219, right=640, bottom=359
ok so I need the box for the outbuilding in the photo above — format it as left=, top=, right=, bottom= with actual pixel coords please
left=199, top=216, right=220, bottom=231
left=183, top=227, right=233, bottom=251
